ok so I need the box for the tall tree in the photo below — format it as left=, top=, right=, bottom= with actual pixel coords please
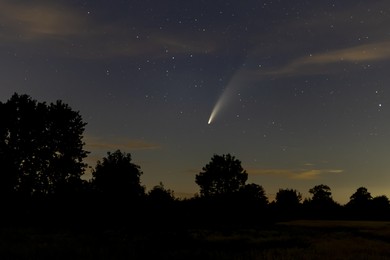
left=195, top=154, right=247, bottom=197
left=0, top=101, right=18, bottom=196
left=0, top=93, right=88, bottom=196
left=372, top=195, right=390, bottom=209
left=92, top=150, right=145, bottom=199
left=371, top=195, right=390, bottom=218
left=275, top=189, right=302, bottom=208
left=272, top=188, right=303, bottom=220
left=345, top=187, right=377, bottom=219
left=238, top=183, right=268, bottom=207
left=308, top=184, right=334, bottom=204
left=45, top=101, right=88, bottom=192
left=347, top=187, right=372, bottom=208
left=305, top=184, right=339, bottom=216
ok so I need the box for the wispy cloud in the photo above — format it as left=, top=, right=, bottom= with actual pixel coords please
left=0, top=0, right=87, bottom=40
left=0, top=1, right=218, bottom=59
left=84, top=135, right=161, bottom=152
left=248, top=168, right=343, bottom=180
left=262, top=41, right=390, bottom=77
left=100, top=33, right=217, bottom=59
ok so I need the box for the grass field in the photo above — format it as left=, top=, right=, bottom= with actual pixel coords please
left=1, top=220, right=390, bottom=259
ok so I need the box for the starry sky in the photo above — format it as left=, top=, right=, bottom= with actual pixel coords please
left=1, top=0, right=390, bottom=203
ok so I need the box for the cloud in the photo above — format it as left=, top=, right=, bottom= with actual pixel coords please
left=0, top=0, right=218, bottom=60
left=100, top=33, right=217, bottom=59
left=327, top=169, right=344, bottom=174
left=248, top=168, right=343, bottom=180
left=84, top=136, right=161, bottom=152
left=262, top=40, right=390, bottom=77
left=303, top=163, right=315, bottom=166
left=293, top=170, right=322, bottom=180
left=0, top=1, right=87, bottom=40
left=247, top=0, right=390, bottom=78
left=153, top=33, right=217, bottom=54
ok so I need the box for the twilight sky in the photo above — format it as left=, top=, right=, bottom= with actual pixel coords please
left=1, top=0, right=390, bottom=203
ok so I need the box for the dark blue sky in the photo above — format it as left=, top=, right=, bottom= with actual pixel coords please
left=1, top=0, right=390, bottom=203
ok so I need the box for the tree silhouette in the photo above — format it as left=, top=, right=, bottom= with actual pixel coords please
left=143, top=182, right=177, bottom=228
left=345, top=187, right=377, bottom=219
left=275, top=189, right=302, bottom=208
left=371, top=195, right=390, bottom=219
left=92, top=150, right=145, bottom=199
left=0, top=99, right=18, bottom=196
left=304, top=185, right=339, bottom=218
left=44, top=100, right=88, bottom=194
left=347, top=187, right=372, bottom=210
left=271, top=189, right=302, bottom=220
left=147, top=182, right=175, bottom=204
left=306, top=184, right=337, bottom=210
left=238, top=183, right=268, bottom=206
left=308, top=184, right=335, bottom=205
left=0, top=93, right=88, bottom=197
left=241, top=183, right=268, bottom=210
left=195, top=154, right=247, bottom=197
left=372, top=195, right=390, bottom=209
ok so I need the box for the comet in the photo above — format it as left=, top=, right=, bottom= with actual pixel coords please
left=207, top=70, right=244, bottom=124
left=208, top=93, right=225, bottom=124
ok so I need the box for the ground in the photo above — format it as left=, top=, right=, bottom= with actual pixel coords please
left=1, top=220, right=390, bottom=259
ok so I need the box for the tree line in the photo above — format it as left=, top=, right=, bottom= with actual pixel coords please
left=0, top=93, right=389, bottom=228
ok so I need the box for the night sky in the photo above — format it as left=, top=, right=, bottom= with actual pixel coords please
left=1, top=0, right=390, bottom=203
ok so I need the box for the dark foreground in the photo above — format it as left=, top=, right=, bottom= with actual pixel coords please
left=1, top=220, right=390, bottom=259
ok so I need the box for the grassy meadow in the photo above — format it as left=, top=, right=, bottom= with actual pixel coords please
left=0, top=220, right=390, bottom=259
